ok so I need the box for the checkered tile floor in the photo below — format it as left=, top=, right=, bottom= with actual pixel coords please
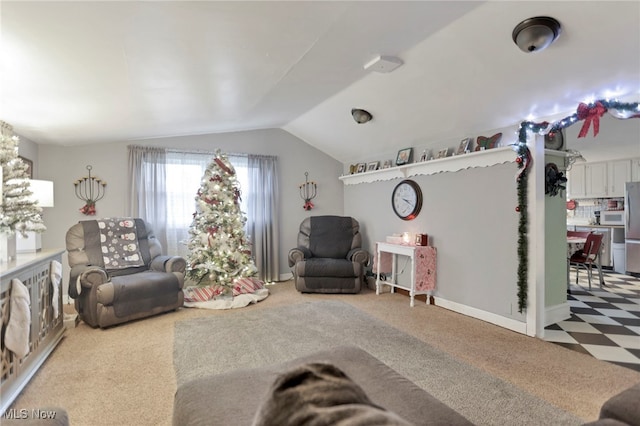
left=544, top=270, right=640, bottom=371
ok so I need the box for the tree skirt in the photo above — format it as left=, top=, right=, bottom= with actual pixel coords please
left=183, top=277, right=269, bottom=310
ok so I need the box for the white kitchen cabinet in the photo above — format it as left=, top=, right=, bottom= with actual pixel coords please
left=608, top=159, right=631, bottom=197
left=587, top=162, right=608, bottom=197
left=567, top=162, right=608, bottom=198
left=632, top=158, right=640, bottom=182
left=568, top=158, right=639, bottom=198
left=567, top=163, right=587, bottom=198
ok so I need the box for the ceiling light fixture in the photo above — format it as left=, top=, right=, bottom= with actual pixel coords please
left=512, top=16, right=562, bottom=53
left=351, top=108, right=373, bottom=124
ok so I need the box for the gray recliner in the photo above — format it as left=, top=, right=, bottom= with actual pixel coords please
left=288, top=216, right=370, bottom=293
left=66, top=218, right=185, bottom=328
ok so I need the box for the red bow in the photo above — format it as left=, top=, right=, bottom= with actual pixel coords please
left=79, top=202, right=96, bottom=215
left=577, top=102, right=607, bottom=138
left=303, top=201, right=314, bottom=210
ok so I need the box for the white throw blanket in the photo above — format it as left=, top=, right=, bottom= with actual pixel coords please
left=5, top=278, right=31, bottom=358
left=184, top=288, right=269, bottom=310
left=50, top=260, right=62, bottom=318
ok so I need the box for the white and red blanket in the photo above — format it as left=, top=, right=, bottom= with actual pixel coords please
left=183, top=277, right=268, bottom=310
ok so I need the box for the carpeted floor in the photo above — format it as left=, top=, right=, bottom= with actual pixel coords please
left=174, top=300, right=581, bottom=425
left=8, top=280, right=640, bottom=425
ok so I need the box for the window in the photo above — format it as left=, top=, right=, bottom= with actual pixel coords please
left=129, top=145, right=279, bottom=282
left=164, top=151, right=248, bottom=258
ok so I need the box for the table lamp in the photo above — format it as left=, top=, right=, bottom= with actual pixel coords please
left=16, top=179, right=55, bottom=253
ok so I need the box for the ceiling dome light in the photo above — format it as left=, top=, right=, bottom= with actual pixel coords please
left=512, top=16, right=562, bottom=53
left=351, top=108, right=373, bottom=124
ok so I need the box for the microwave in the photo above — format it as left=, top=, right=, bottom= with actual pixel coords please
left=601, top=210, right=625, bottom=225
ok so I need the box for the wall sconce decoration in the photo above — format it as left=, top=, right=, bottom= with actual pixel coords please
left=74, top=165, right=106, bottom=215
left=565, top=149, right=586, bottom=171
left=299, top=172, right=317, bottom=210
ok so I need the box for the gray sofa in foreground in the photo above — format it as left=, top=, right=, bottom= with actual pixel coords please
left=584, top=382, right=640, bottom=426
left=173, top=345, right=473, bottom=425
left=173, top=345, right=640, bottom=426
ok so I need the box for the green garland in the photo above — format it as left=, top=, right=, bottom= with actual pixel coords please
left=514, top=99, right=639, bottom=313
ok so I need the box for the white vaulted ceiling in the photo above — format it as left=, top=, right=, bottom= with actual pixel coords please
left=1, top=1, right=639, bottom=163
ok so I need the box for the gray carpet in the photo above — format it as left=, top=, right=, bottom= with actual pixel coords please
left=174, top=300, right=582, bottom=426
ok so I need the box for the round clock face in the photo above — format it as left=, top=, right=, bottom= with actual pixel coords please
left=544, top=129, right=564, bottom=150
left=392, top=179, right=422, bottom=220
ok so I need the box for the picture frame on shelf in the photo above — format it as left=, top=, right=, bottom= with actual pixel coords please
left=475, top=132, right=502, bottom=151
left=457, top=138, right=472, bottom=155
left=356, top=163, right=366, bottom=173
left=395, top=148, right=413, bottom=166
left=366, top=161, right=379, bottom=172
left=436, top=148, right=449, bottom=159
left=382, top=160, right=393, bottom=169
left=419, top=150, right=430, bottom=162
left=18, top=156, right=33, bottom=178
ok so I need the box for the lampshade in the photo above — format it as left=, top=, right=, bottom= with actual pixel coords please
left=28, top=179, right=55, bottom=207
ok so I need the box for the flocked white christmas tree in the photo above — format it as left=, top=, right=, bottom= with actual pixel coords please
left=1, top=121, right=46, bottom=237
left=185, top=150, right=258, bottom=291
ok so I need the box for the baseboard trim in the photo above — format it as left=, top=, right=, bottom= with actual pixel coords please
left=278, top=272, right=293, bottom=282
left=435, top=297, right=528, bottom=335
left=544, top=302, right=570, bottom=327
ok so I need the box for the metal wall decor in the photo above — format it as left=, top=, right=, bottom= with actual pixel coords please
left=74, top=165, right=106, bottom=215
left=299, top=172, right=317, bottom=210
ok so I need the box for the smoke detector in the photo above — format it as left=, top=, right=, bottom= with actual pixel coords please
left=364, top=55, right=403, bottom=73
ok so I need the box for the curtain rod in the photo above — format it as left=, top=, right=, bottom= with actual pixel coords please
left=128, top=144, right=276, bottom=159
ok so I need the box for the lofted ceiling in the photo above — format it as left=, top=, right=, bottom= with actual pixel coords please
left=1, top=1, right=639, bottom=164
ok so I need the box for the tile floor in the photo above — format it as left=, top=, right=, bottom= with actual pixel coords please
left=544, top=269, right=640, bottom=372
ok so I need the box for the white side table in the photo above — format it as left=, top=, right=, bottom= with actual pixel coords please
left=374, top=242, right=437, bottom=307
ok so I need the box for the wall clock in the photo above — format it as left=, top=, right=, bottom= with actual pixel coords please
left=391, top=179, right=422, bottom=220
left=544, top=129, right=564, bottom=150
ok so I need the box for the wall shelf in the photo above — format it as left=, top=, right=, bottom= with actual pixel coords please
left=339, top=146, right=518, bottom=185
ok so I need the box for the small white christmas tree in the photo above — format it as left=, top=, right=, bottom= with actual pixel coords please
left=1, top=121, right=46, bottom=236
left=185, top=151, right=257, bottom=291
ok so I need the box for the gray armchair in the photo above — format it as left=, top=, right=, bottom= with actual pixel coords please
left=66, top=218, right=185, bottom=328
left=288, top=216, right=370, bottom=293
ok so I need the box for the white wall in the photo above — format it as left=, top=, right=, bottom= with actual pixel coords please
left=345, top=157, right=523, bottom=322
left=30, top=128, right=343, bottom=294
left=341, top=115, right=640, bottom=331
left=16, top=136, right=38, bottom=177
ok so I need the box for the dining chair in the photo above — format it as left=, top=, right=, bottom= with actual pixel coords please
left=567, top=230, right=591, bottom=238
left=568, top=232, right=604, bottom=290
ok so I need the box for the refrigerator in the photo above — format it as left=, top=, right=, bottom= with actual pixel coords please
left=626, top=182, right=640, bottom=274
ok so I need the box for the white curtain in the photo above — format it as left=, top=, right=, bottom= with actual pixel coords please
left=127, top=146, right=279, bottom=281
left=163, top=151, right=211, bottom=258
left=127, top=146, right=168, bottom=250
left=247, top=155, right=280, bottom=282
